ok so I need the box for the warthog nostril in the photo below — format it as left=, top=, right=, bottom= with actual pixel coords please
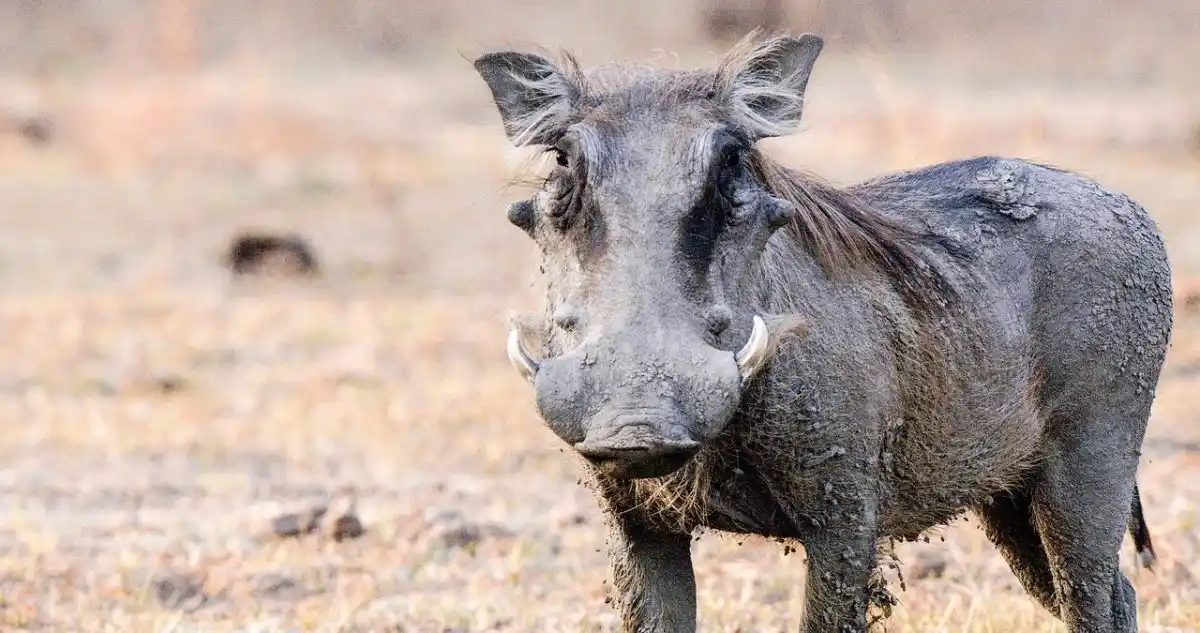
left=553, top=306, right=581, bottom=332
left=705, top=304, right=733, bottom=336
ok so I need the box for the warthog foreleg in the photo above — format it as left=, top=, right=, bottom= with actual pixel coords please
left=607, top=519, right=697, bottom=633
left=799, top=529, right=879, bottom=632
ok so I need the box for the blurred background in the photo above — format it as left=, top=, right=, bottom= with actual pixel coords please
left=0, top=1, right=1197, bottom=631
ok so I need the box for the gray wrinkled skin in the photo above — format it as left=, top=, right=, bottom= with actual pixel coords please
left=474, top=33, right=1173, bottom=633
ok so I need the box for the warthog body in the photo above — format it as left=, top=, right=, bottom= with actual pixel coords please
left=474, top=33, right=1172, bottom=632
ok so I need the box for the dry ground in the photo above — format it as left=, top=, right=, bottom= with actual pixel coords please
left=1, top=35, right=1200, bottom=633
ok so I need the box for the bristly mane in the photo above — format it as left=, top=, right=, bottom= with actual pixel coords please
left=749, top=152, right=961, bottom=317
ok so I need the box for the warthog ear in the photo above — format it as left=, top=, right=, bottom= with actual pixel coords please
left=473, top=51, right=581, bottom=147
left=718, top=33, right=824, bottom=140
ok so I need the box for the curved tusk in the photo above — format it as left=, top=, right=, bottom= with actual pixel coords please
left=506, top=329, right=540, bottom=384
left=734, top=315, right=771, bottom=382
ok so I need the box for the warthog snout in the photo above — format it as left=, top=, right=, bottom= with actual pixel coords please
left=505, top=316, right=775, bottom=479
left=574, top=415, right=703, bottom=479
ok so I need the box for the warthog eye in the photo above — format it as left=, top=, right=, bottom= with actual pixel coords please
left=716, top=149, right=751, bottom=211
left=543, top=142, right=584, bottom=227
left=720, top=147, right=742, bottom=171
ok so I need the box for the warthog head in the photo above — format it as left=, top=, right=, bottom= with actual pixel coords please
left=475, top=34, right=821, bottom=479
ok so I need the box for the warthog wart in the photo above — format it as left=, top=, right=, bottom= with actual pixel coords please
left=475, top=32, right=1172, bottom=633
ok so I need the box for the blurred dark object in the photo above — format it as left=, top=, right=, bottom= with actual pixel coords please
left=325, top=486, right=366, bottom=542
left=331, top=513, right=365, bottom=541
left=270, top=504, right=327, bottom=538
left=152, top=572, right=209, bottom=611
left=225, top=232, right=320, bottom=277
left=18, top=115, right=53, bottom=146
left=702, top=0, right=785, bottom=41
left=268, top=487, right=364, bottom=541
left=1, top=113, right=53, bottom=146
left=152, top=373, right=189, bottom=394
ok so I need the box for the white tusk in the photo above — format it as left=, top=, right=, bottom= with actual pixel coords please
left=506, top=329, right=539, bottom=384
left=734, top=315, right=771, bottom=382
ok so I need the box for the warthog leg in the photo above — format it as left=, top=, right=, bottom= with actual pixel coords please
left=976, top=490, right=1059, bottom=612
left=607, top=518, right=697, bottom=633
left=1032, top=442, right=1142, bottom=633
left=798, top=527, right=879, bottom=632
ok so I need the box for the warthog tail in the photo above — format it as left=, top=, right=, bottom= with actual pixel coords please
left=1128, top=483, right=1156, bottom=570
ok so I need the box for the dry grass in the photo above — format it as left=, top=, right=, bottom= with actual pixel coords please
left=1, top=2, right=1199, bottom=631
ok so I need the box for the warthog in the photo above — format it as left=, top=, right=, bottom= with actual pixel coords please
left=474, top=33, right=1172, bottom=633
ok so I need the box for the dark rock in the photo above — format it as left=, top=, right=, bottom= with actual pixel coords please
left=271, top=505, right=327, bottom=538
left=152, top=573, right=208, bottom=611
left=250, top=573, right=309, bottom=602
left=225, top=232, right=320, bottom=277
left=18, top=115, right=52, bottom=146
left=436, top=523, right=483, bottom=550
left=153, top=374, right=188, bottom=394
left=331, top=513, right=366, bottom=541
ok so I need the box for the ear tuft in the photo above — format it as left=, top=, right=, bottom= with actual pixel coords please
left=717, top=33, right=824, bottom=140
left=473, top=51, right=582, bottom=147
